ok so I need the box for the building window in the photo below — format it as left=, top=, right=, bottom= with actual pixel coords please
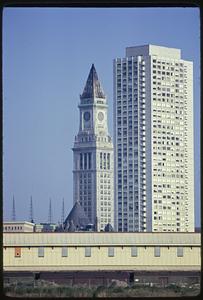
left=131, top=246, right=138, bottom=257
left=103, top=153, right=106, bottom=169
left=107, top=153, right=110, bottom=170
left=177, top=247, right=183, bottom=257
left=85, top=247, right=91, bottom=257
left=62, top=247, right=68, bottom=257
left=88, top=153, right=92, bottom=169
left=100, top=152, right=103, bottom=169
left=84, top=153, right=87, bottom=169
left=15, top=247, right=21, bottom=257
left=80, top=153, right=83, bottom=170
left=38, top=247, right=44, bottom=257
left=154, top=246, right=161, bottom=257
left=108, top=247, right=114, bottom=257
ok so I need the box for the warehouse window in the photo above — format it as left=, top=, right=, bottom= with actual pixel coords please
left=15, top=247, right=21, bottom=257
left=154, top=246, right=161, bottom=257
left=177, top=247, right=183, bottom=257
left=131, top=246, right=138, bottom=257
left=38, top=247, right=44, bottom=257
left=85, top=247, right=91, bottom=257
left=108, top=247, right=114, bottom=257
left=62, top=247, right=68, bottom=257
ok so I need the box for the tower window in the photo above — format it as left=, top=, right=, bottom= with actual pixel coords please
left=103, top=153, right=106, bottom=169
left=100, top=152, right=103, bottom=169
left=88, top=153, right=92, bottom=169
left=84, top=153, right=87, bottom=170
left=107, top=153, right=110, bottom=170
left=80, top=153, right=83, bottom=170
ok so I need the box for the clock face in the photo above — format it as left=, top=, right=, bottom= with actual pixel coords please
left=98, top=112, right=104, bottom=121
left=84, top=111, right=90, bottom=121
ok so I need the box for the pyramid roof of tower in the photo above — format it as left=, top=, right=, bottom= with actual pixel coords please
left=80, top=64, right=105, bottom=99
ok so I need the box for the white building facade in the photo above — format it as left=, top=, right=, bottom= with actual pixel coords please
left=73, top=64, right=114, bottom=231
left=3, top=221, right=35, bottom=232
left=114, top=45, right=194, bottom=232
left=3, top=232, right=200, bottom=272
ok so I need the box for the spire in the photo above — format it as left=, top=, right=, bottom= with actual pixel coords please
left=12, top=195, right=16, bottom=221
left=80, top=64, right=106, bottom=99
left=29, top=196, right=34, bottom=223
left=48, top=198, right=53, bottom=224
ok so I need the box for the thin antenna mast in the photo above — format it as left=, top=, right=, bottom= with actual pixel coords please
left=61, top=198, right=65, bottom=225
left=48, top=198, right=53, bottom=224
left=29, top=196, right=34, bottom=223
left=12, top=195, right=16, bottom=221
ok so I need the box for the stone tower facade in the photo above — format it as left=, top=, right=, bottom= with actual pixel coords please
left=73, top=64, right=114, bottom=231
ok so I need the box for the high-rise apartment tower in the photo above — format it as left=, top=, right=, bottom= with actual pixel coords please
left=114, top=45, right=194, bottom=232
left=73, top=64, right=114, bottom=231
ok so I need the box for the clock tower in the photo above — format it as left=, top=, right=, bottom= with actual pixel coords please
left=72, top=64, right=114, bottom=231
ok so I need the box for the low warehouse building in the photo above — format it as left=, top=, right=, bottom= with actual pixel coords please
left=3, top=232, right=200, bottom=272
left=3, top=221, right=35, bottom=233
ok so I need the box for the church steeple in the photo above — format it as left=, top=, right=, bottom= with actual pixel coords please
left=80, top=64, right=105, bottom=99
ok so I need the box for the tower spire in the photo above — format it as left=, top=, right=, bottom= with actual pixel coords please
left=48, top=198, right=53, bottom=224
left=29, top=196, right=34, bottom=223
left=80, top=64, right=106, bottom=99
left=72, top=64, right=114, bottom=231
left=12, top=195, right=16, bottom=221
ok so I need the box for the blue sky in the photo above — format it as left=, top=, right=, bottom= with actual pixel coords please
left=3, top=7, right=200, bottom=226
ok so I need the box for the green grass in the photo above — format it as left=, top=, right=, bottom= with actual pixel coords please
left=4, top=280, right=200, bottom=298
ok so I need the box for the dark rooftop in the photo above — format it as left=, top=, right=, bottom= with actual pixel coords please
left=64, top=201, right=90, bottom=231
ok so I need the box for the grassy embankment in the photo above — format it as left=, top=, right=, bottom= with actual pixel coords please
left=4, top=280, right=200, bottom=297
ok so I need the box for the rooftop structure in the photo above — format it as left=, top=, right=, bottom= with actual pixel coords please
left=3, top=221, right=35, bottom=233
left=126, top=44, right=181, bottom=59
left=63, top=201, right=90, bottom=231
